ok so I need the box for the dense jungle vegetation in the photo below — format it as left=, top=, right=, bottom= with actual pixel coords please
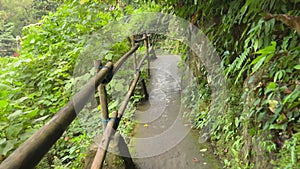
left=0, top=0, right=299, bottom=168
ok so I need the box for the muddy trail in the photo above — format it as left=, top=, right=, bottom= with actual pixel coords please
left=129, top=55, right=221, bottom=169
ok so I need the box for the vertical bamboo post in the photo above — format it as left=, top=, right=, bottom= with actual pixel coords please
left=91, top=111, right=117, bottom=169
left=147, top=33, right=151, bottom=47
left=143, top=33, right=150, bottom=76
left=99, top=84, right=109, bottom=129
left=94, top=60, right=109, bottom=129
left=131, top=35, right=137, bottom=70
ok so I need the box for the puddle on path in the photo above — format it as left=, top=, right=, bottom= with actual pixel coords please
left=129, top=55, right=221, bottom=169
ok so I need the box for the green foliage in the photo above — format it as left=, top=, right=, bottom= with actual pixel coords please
left=0, top=0, right=34, bottom=35
left=251, top=41, right=276, bottom=74
left=0, top=0, right=111, bottom=165
left=271, top=126, right=300, bottom=169
left=31, top=0, right=60, bottom=21
left=1, top=0, right=299, bottom=168
left=0, top=0, right=59, bottom=36
left=150, top=0, right=300, bottom=168
left=0, top=0, right=160, bottom=167
left=0, top=0, right=60, bottom=57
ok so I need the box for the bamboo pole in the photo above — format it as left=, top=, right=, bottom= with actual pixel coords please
left=113, top=45, right=139, bottom=73
left=131, top=35, right=137, bottom=70
left=117, top=72, right=141, bottom=119
left=99, top=84, right=109, bottom=129
left=136, top=53, right=149, bottom=71
left=94, top=60, right=101, bottom=105
left=134, top=36, right=147, bottom=43
left=94, top=60, right=109, bottom=129
left=149, top=46, right=157, bottom=59
left=147, top=34, right=151, bottom=47
left=143, top=33, right=150, bottom=76
left=91, top=111, right=117, bottom=169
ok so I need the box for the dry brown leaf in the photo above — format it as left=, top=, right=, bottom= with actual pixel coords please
left=268, top=100, right=278, bottom=113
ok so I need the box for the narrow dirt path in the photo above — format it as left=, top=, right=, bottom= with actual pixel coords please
left=129, top=55, right=221, bottom=169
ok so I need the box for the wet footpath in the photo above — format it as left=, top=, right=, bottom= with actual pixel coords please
left=129, top=55, right=221, bottom=169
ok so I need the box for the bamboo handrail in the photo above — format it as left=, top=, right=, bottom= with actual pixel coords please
left=0, top=62, right=113, bottom=169
left=113, top=45, right=139, bottom=73
left=91, top=71, right=141, bottom=169
left=0, top=34, right=154, bottom=169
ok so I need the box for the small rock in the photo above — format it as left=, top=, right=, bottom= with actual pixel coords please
left=192, top=157, right=200, bottom=163
left=184, top=124, right=190, bottom=127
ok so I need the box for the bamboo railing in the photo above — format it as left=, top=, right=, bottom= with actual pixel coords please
left=0, top=33, right=156, bottom=169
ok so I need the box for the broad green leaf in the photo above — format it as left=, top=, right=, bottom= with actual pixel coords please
left=16, top=96, right=28, bottom=103
left=30, top=39, right=35, bottom=44
left=283, top=86, right=300, bottom=106
left=250, top=54, right=265, bottom=65
left=235, top=117, right=239, bottom=127
left=32, top=115, right=50, bottom=123
left=251, top=41, right=276, bottom=74
left=253, top=41, right=276, bottom=55
left=0, top=141, right=14, bottom=156
left=258, top=112, right=265, bottom=121
left=267, top=82, right=276, bottom=90
left=253, top=39, right=259, bottom=51
left=0, top=100, right=9, bottom=109
left=251, top=56, right=265, bottom=73
left=265, top=82, right=276, bottom=94
left=105, top=53, right=113, bottom=60
left=6, top=124, right=23, bottom=139
left=294, top=65, right=300, bottom=70
left=0, top=122, right=9, bottom=130
left=24, top=109, right=39, bottom=118
left=7, top=110, right=23, bottom=120
left=274, top=70, right=284, bottom=82
left=253, top=98, right=261, bottom=106
left=0, top=139, right=6, bottom=145
left=0, top=83, right=12, bottom=90
left=108, top=100, right=119, bottom=111
left=19, top=129, right=37, bottom=141
left=269, top=123, right=287, bottom=130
